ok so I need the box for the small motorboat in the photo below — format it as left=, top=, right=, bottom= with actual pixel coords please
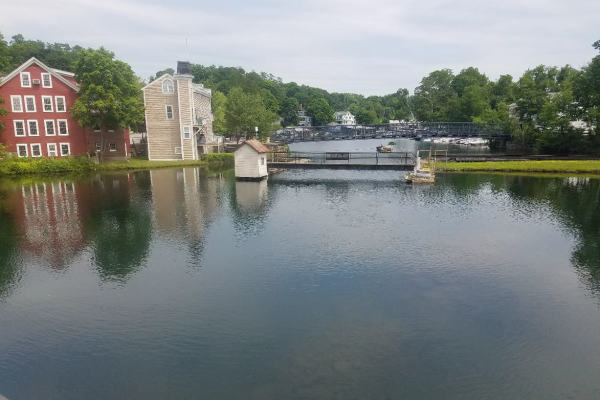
left=376, top=144, right=393, bottom=153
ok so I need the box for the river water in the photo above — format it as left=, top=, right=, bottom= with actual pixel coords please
left=1, top=166, right=599, bottom=399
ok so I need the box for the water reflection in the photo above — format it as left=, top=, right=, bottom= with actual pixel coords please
left=0, top=168, right=228, bottom=288
left=1, top=169, right=600, bottom=399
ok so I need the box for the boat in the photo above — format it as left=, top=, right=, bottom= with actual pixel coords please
left=376, top=144, right=393, bottom=153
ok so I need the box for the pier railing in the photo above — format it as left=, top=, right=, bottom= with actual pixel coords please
left=268, top=151, right=416, bottom=166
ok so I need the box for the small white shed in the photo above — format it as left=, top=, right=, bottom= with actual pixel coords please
left=234, top=140, right=269, bottom=180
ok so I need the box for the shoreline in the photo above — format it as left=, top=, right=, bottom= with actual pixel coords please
left=436, top=160, right=600, bottom=175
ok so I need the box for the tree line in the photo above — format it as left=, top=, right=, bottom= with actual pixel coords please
left=1, top=31, right=599, bottom=154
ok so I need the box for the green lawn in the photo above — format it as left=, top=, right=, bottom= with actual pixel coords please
left=438, top=160, right=600, bottom=174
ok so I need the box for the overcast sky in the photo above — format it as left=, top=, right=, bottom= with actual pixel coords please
left=1, top=0, right=599, bottom=95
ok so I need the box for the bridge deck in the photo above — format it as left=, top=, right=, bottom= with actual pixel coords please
left=267, top=151, right=416, bottom=171
left=268, top=162, right=414, bottom=171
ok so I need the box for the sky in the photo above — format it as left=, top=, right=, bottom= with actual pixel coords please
left=1, top=0, right=599, bottom=96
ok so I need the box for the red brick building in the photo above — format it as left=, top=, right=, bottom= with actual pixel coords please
left=0, top=57, right=130, bottom=158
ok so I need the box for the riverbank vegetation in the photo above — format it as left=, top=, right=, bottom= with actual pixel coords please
left=0, top=155, right=233, bottom=177
left=0, top=32, right=599, bottom=154
left=439, top=160, right=600, bottom=174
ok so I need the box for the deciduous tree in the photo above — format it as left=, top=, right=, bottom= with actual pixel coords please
left=307, top=98, right=333, bottom=126
left=71, top=48, right=145, bottom=159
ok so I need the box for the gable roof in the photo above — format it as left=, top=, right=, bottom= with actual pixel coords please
left=142, top=73, right=173, bottom=91
left=0, top=57, right=79, bottom=91
left=237, top=140, right=269, bottom=153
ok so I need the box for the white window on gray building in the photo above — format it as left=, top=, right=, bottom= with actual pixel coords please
left=162, top=79, right=174, bottom=93
left=183, top=126, right=190, bottom=139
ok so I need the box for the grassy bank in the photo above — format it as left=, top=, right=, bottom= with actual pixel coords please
left=0, top=153, right=234, bottom=177
left=438, top=160, right=600, bottom=174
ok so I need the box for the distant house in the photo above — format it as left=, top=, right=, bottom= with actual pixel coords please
left=142, top=61, right=220, bottom=161
left=0, top=57, right=129, bottom=158
left=298, top=104, right=312, bottom=127
left=334, top=111, right=356, bottom=125
left=234, top=139, right=269, bottom=180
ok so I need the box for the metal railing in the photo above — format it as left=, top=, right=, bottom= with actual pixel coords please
left=268, top=151, right=415, bottom=166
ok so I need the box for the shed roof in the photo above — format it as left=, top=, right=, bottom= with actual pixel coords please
left=237, top=140, right=269, bottom=154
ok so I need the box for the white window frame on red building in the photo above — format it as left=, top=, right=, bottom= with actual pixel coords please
left=57, top=119, right=69, bottom=136
left=24, top=95, right=36, bottom=112
left=20, top=72, right=31, bottom=88
left=55, top=96, right=66, bottom=112
left=13, top=120, right=26, bottom=137
left=60, top=143, right=71, bottom=156
left=44, top=120, right=56, bottom=136
left=10, top=95, right=23, bottom=112
left=30, top=143, right=42, bottom=158
left=16, top=144, right=28, bottom=157
left=47, top=143, right=58, bottom=157
left=27, top=120, right=39, bottom=136
left=41, top=73, right=52, bottom=88
left=42, top=96, right=53, bottom=112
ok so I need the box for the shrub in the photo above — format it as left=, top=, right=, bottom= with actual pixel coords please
left=201, top=153, right=234, bottom=165
left=0, top=156, right=96, bottom=176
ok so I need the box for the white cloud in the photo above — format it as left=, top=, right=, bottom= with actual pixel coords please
left=1, top=0, right=598, bottom=95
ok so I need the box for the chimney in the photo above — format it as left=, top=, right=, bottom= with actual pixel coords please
left=177, top=61, right=191, bottom=75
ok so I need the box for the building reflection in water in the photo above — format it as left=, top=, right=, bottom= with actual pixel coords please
left=230, top=179, right=274, bottom=241
left=0, top=168, right=228, bottom=286
left=235, top=180, right=268, bottom=213
left=149, top=168, right=222, bottom=247
left=16, top=180, right=89, bottom=269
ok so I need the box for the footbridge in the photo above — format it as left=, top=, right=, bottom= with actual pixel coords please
left=267, top=151, right=416, bottom=171
left=273, top=122, right=509, bottom=143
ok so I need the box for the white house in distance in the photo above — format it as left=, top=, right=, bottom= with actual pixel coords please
left=334, top=111, right=356, bottom=125
left=298, top=105, right=312, bottom=127
left=234, top=140, right=269, bottom=180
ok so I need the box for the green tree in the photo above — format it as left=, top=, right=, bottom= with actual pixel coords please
left=451, top=67, right=489, bottom=97
left=0, top=32, right=12, bottom=72
left=573, top=40, right=600, bottom=144
left=149, top=68, right=175, bottom=82
left=355, top=107, right=378, bottom=124
left=211, top=90, right=227, bottom=133
left=280, top=97, right=299, bottom=126
left=307, top=97, right=333, bottom=126
left=413, top=69, right=457, bottom=121
left=70, top=48, right=145, bottom=160
left=0, top=78, right=8, bottom=133
left=225, top=87, right=278, bottom=142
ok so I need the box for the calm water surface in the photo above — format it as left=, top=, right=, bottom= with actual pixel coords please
left=1, top=168, right=600, bottom=400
